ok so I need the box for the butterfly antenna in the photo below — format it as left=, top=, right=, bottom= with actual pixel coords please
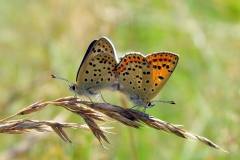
left=51, top=74, right=74, bottom=84
left=152, top=100, right=175, bottom=104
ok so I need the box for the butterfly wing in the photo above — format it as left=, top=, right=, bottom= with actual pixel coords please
left=76, top=37, right=118, bottom=82
left=144, top=52, right=179, bottom=101
left=115, top=52, right=152, bottom=101
left=76, top=37, right=118, bottom=91
left=76, top=53, right=117, bottom=93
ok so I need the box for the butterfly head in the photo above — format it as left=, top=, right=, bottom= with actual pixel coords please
left=69, top=83, right=77, bottom=92
left=146, top=101, right=155, bottom=108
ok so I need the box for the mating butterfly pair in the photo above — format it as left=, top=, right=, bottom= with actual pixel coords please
left=52, top=37, right=179, bottom=112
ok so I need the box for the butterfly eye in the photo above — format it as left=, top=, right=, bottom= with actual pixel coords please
left=69, top=84, right=76, bottom=91
left=147, top=102, right=154, bottom=108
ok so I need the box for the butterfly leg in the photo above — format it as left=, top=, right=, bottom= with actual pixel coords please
left=85, top=94, right=94, bottom=104
left=74, top=93, right=77, bottom=98
left=131, top=105, right=138, bottom=109
left=131, top=105, right=143, bottom=113
left=99, top=92, right=109, bottom=104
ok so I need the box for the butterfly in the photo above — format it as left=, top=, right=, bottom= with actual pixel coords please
left=114, top=51, right=179, bottom=112
left=52, top=36, right=119, bottom=98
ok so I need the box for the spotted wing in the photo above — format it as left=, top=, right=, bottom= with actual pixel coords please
left=145, top=52, right=179, bottom=101
left=77, top=53, right=117, bottom=93
left=76, top=36, right=118, bottom=82
left=115, top=52, right=152, bottom=100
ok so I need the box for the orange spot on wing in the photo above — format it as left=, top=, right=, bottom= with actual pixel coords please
left=116, top=55, right=144, bottom=73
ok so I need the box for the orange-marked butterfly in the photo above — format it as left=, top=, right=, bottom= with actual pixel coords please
left=115, top=51, right=179, bottom=112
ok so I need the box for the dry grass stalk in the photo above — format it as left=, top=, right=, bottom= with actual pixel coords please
left=0, top=96, right=227, bottom=152
left=80, top=99, right=227, bottom=152
left=0, top=96, right=111, bottom=148
left=0, top=119, right=93, bottom=142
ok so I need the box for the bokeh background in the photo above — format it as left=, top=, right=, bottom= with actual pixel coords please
left=0, top=0, right=239, bottom=159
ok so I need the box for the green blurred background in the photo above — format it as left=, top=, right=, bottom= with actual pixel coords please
left=0, top=0, right=239, bottom=159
